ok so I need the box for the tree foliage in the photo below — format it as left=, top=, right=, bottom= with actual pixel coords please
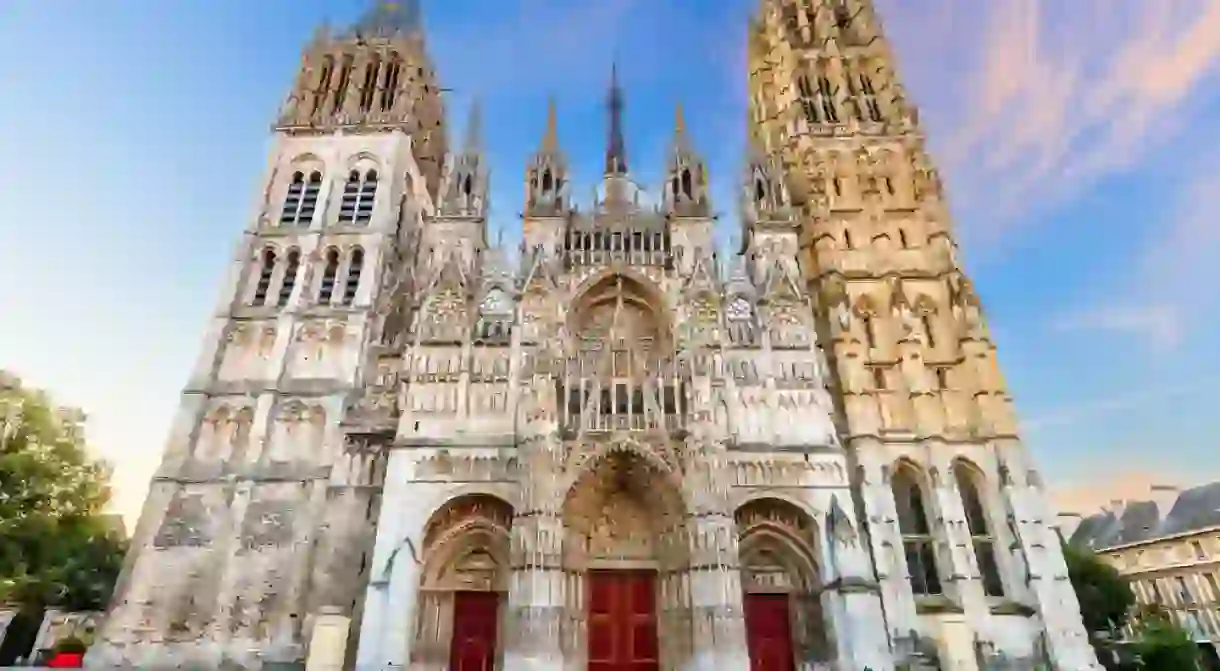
left=1128, top=605, right=1201, bottom=670
left=1063, top=542, right=1136, bottom=635
left=0, top=372, right=127, bottom=611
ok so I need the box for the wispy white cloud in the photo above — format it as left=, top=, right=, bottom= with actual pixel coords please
left=1024, top=376, right=1215, bottom=432
left=882, top=0, right=1220, bottom=239
left=1052, top=304, right=1183, bottom=351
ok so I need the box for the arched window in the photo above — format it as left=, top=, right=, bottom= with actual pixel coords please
left=251, top=249, right=276, bottom=306
left=796, top=74, right=819, bottom=124
left=318, top=248, right=340, bottom=303
left=817, top=76, right=839, bottom=123
left=312, top=56, right=334, bottom=117
left=339, top=169, right=378, bottom=225
left=332, top=55, right=354, bottom=114
left=359, top=56, right=381, bottom=112
left=380, top=53, right=402, bottom=111
left=342, top=248, right=364, bottom=306
left=954, top=461, right=1004, bottom=597
left=680, top=168, right=693, bottom=199
left=892, top=464, right=942, bottom=596
left=280, top=171, right=322, bottom=226
left=278, top=249, right=300, bottom=307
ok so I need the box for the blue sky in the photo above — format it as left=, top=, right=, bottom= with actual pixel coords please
left=2, top=0, right=1219, bottom=526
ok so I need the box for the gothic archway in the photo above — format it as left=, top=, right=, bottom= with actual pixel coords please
left=561, top=446, right=691, bottom=669
left=560, top=272, right=686, bottom=436
left=411, top=494, right=514, bottom=669
left=736, top=497, right=833, bottom=669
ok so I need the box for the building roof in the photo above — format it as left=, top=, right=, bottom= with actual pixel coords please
left=1069, top=481, right=1220, bottom=551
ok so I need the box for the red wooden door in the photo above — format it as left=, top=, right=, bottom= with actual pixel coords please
left=450, top=591, right=500, bottom=671
left=745, top=593, right=796, bottom=671
left=588, top=570, right=660, bottom=671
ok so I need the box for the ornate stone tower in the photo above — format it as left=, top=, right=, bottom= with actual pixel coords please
left=88, top=2, right=447, bottom=668
left=748, top=0, right=1101, bottom=667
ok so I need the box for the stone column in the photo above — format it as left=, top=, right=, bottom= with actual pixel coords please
left=822, top=495, right=895, bottom=671
left=685, top=514, right=750, bottom=671
left=354, top=451, right=426, bottom=669
left=503, top=512, right=566, bottom=670
left=993, top=443, right=1101, bottom=670
left=502, top=425, right=565, bottom=670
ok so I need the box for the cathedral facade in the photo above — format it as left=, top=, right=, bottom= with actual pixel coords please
left=89, top=1, right=1101, bottom=669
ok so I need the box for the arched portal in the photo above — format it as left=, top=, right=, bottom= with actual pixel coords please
left=411, top=494, right=513, bottom=670
left=736, top=498, right=832, bottom=671
left=561, top=445, right=690, bottom=670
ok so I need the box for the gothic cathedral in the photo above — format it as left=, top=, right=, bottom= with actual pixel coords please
left=90, top=1, right=1101, bottom=669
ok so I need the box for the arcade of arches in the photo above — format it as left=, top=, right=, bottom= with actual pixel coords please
left=409, top=485, right=832, bottom=671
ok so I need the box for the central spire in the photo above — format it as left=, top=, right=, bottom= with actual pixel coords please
left=604, top=63, right=627, bottom=176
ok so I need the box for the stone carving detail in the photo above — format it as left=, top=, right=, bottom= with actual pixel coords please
left=154, top=492, right=213, bottom=548
left=240, top=500, right=296, bottom=551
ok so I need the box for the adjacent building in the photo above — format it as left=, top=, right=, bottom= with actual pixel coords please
left=88, top=1, right=1100, bottom=669
left=1066, top=483, right=1220, bottom=666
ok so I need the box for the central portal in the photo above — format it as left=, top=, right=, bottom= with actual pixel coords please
left=587, top=570, right=659, bottom=671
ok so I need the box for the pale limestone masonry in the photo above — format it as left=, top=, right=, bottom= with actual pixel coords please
left=86, top=1, right=1100, bottom=669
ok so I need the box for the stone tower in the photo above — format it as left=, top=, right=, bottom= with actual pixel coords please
left=88, top=1, right=447, bottom=667
left=748, top=0, right=1101, bottom=667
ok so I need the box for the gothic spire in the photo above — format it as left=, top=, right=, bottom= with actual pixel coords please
left=673, top=101, right=690, bottom=152
left=352, top=0, right=423, bottom=38
left=463, top=98, right=483, bottom=154
left=605, top=64, right=628, bottom=175
left=540, top=96, right=560, bottom=154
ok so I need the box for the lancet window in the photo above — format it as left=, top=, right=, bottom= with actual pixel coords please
left=311, top=56, right=334, bottom=117
left=358, top=56, right=381, bottom=112
left=379, top=53, right=402, bottom=111
left=277, top=249, right=300, bottom=307
left=892, top=463, right=942, bottom=596
left=251, top=249, right=276, bottom=306
left=332, top=55, right=354, bottom=114
left=338, top=169, right=378, bottom=225
left=341, top=248, right=364, bottom=306
left=280, top=171, right=322, bottom=227
left=318, top=247, right=340, bottom=304
left=954, top=460, right=1004, bottom=597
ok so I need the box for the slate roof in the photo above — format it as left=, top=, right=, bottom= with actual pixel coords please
left=1069, top=482, right=1220, bottom=551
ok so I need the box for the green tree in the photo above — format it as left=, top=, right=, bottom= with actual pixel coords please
left=1129, top=605, right=1202, bottom=670
left=0, top=372, right=127, bottom=612
left=1063, top=542, right=1136, bottom=635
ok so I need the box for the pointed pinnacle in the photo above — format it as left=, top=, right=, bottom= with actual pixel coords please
left=674, top=101, right=688, bottom=142
left=541, top=96, right=559, bottom=154
left=463, top=98, right=483, bottom=153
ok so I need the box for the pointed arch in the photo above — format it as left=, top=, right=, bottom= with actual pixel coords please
left=318, top=247, right=341, bottom=304
left=277, top=248, right=301, bottom=307
left=251, top=248, right=277, bottom=306
left=342, top=247, right=365, bottom=306
left=735, top=497, right=833, bottom=664
left=891, top=459, right=942, bottom=596
left=952, top=457, right=1004, bottom=597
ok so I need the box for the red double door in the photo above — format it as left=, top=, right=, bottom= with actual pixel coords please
left=588, top=570, right=660, bottom=671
